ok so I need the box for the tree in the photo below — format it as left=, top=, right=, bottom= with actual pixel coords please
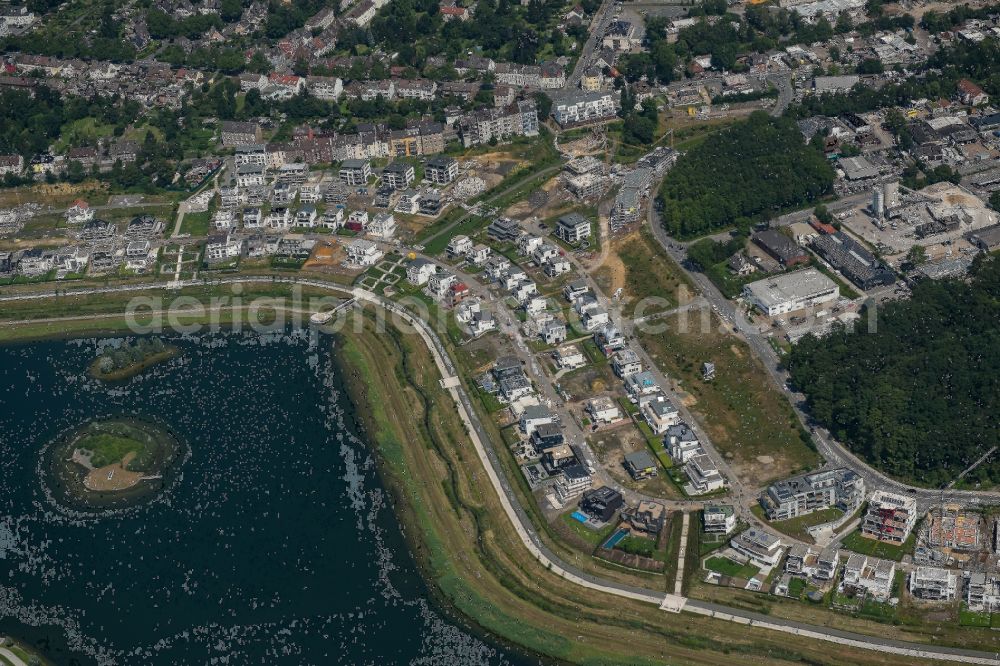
left=990, top=190, right=1000, bottom=212
left=905, top=245, right=928, bottom=267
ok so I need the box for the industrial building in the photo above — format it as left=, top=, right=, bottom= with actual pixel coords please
left=812, top=231, right=895, bottom=290
left=752, top=229, right=810, bottom=267
left=742, top=268, right=839, bottom=316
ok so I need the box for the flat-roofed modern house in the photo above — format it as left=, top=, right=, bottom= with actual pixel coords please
left=684, top=453, right=725, bottom=494
left=579, top=486, right=624, bottom=522
left=702, top=504, right=736, bottom=535
left=909, top=566, right=957, bottom=601
left=731, top=527, right=783, bottom=567
left=742, top=268, right=839, bottom=316
left=555, top=212, right=592, bottom=244
left=761, top=468, right=865, bottom=521
left=861, top=490, right=917, bottom=545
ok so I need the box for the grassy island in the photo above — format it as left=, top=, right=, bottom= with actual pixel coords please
left=46, top=418, right=184, bottom=509
left=88, top=337, right=179, bottom=382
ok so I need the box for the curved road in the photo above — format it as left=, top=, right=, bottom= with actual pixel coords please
left=1, top=276, right=997, bottom=663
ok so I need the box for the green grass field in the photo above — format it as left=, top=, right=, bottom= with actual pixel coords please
left=77, top=431, right=153, bottom=470
left=841, top=531, right=916, bottom=562
left=751, top=505, right=844, bottom=542
left=705, top=556, right=759, bottom=580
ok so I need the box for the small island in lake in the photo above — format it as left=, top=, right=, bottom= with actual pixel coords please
left=88, top=337, right=179, bottom=382
left=46, top=419, right=184, bottom=510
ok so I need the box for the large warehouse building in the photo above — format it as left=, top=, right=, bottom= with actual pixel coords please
left=742, top=268, right=839, bottom=316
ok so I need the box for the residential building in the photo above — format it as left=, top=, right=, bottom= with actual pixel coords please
left=488, top=216, right=521, bottom=242
left=204, top=235, right=243, bottom=263
left=624, top=450, right=657, bottom=481
left=235, top=163, right=266, bottom=188
left=459, top=100, right=539, bottom=147
left=541, top=320, right=567, bottom=345
left=581, top=307, right=609, bottom=331
left=555, top=345, right=586, bottom=370
left=703, top=504, right=737, bottom=535
left=552, top=92, right=617, bottom=126
left=555, top=463, right=592, bottom=503
left=418, top=189, right=442, bottom=216
left=684, top=454, right=725, bottom=495
left=814, top=546, right=841, bottom=581
left=967, top=572, right=1000, bottom=612
left=665, top=423, right=700, bottom=463
left=235, top=143, right=267, bottom=167
left=340, top=159, right=372, bottom=186
left=958, top=78, right=989, bottom=106
left=785, top=544, right=820, bottom=577
left=841, top=554, right=896, bottom=601
left=520, top=404, right=556, bottom=436
left=579, top=487, right=624, bottom=523
left=368, top=212, right=397, bottom=239
left=612, top=349, right=642, bottom=378
left=861, top=491, right=917, bottom=545
left=623, top=370, right=658, bottom=400
left=531, top=423, right=563, bottom=452
left=641, top=395, right=679, bottom=434
left=220, top=121, right=262, bottom=147
left=587, top=396, right=621, bottom=424
left=307, top=75, right=344, bottom=101
left=761, top=468, right=865, bottom=521
left=731, top=527, right=783, bottom=567
left=382, top=162, right=415, bottom=190
left=345, top=238, right=383, bottom=266
left=742, top=268, right=839, bottom=317
left=624, top=500, right=667, bottom=535
left=447, top=235, right=474, bottom=257
left=909, top=567, right=957, bottom=602
left=556, top=212, right=592, bottom=244
left=610, top=187, right=640, bottom=232
left=425, top=156, right=459, bottom=184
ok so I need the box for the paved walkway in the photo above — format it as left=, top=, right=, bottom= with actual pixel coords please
left=673, top=512, right=689, bottom=597
left=0, top=647, right=29, bottom=666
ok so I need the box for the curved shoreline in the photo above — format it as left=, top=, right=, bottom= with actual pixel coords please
left=2, top=276, right=999, bottom=664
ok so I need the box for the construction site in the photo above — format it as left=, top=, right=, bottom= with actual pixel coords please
left=915, top=504, right=993, bottom=568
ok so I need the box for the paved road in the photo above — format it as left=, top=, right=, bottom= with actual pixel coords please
left=565, top=0, right=617, bottom=89
left=3, top=277, right=999, bottom=662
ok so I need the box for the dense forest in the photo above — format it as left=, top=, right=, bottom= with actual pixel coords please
left=788, top=256, right=1000, bottom=487
left=657, top=112, right=835, bottom=238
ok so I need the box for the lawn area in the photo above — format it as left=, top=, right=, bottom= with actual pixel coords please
left=788, top=577, right=807, bottom=598
left=751, top=505, right=844, bottom=542
left=76, top=430, right=153, bottom=469
left=559, top=511, right=616, bottom=547
left=960, top=606, right=992, bottom=628
left=841, top=530, right=916, bottom=562
left=179, top=210, right=211, bottom=237
left=705, top=556, right=759, bottom=580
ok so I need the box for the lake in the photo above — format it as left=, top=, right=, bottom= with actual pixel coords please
left=0, top=330, right=536, bottom=666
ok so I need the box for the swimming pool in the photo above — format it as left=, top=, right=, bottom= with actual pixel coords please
left=571, top=511, right=588, bottom=523
left=603, top=528, right=629, bottom=549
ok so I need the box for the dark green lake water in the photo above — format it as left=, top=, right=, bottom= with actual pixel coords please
left=0, top=331, right=536, bottom=666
